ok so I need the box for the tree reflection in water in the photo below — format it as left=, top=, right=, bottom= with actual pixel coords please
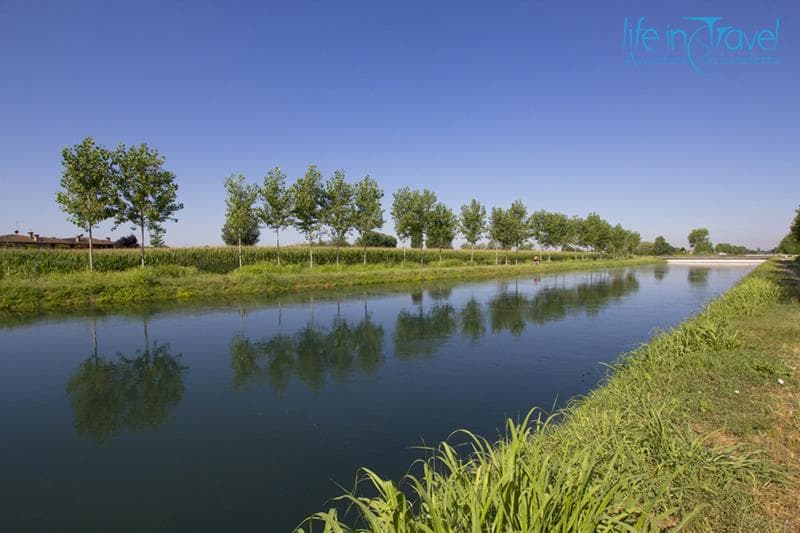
left=653, top=264, right=668, bottom=281
left=230, top=299, right=385, bottom=394
left=229, top=272, right=641, bottom=392
left=66, top=318, right=187, bottom=444
left=688, top=268, right=710, bottom=286
left=460, top=297, right=485, bottom=344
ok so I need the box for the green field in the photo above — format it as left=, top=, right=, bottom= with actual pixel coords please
left=302, top=260, right=800, bottom=532
left=0, top=248, right=652, bottom=313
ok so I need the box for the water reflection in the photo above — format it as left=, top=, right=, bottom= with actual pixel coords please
left=688, top=268, right=710, bottom=286
left=487, top=272, right=640, bottom=336
left=229, top=271, right=641, bottom=392
left=653, top=264, right=668, bottom=281
left=460, top=298, right=485, bottom=344
left=66, top=319, right=187, bottom=444
left=394, top=304, right=458, bottom=359
left=64, top=271, right=643, bottom=438
left=230, top=302, right=385, bottom=393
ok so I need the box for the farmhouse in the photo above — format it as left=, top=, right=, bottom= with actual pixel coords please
left=0, top=230, right=114, bottom=249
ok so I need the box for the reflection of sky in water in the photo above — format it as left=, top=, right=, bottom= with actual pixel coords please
left=0, top=265, right=750, bottom=532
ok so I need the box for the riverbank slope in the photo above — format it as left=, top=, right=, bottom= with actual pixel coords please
left=303, top=260, right=800, bottom=531
left=0, top=257, right=658, bottom=313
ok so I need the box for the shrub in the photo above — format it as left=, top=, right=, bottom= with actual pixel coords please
left=114, top=234, right=138, bottom=248
left=356, top=231, right=397, bottom=248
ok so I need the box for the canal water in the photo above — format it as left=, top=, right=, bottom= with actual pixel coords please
left=0, top=264, right=752, bottom=532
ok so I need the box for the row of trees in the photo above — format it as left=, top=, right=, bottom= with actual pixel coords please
left=390, top=188, right=642, bottom=262
left=56, top=136, right=183, bottom=270
left=223, top=166, right=384, bottom=268
left=688, top=228, right=761, bottom=255
left=224, top=172, right=646, bottom=267
left=642, top=229, right=757, bottom=257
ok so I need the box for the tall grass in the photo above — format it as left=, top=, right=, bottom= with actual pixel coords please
left=0, top=247, right=607, bottom=279
left=299, top=262, right=786, bottom=532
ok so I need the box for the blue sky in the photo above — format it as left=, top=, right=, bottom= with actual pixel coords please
left=0, top=0, right=797, bottom=249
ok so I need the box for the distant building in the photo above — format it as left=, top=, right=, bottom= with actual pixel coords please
left=0, top=230, right=114, bottom=249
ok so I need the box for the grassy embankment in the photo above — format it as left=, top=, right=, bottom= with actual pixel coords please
left=0, top=247, right=655, bottom=312
left=302, top=259, right=800, bottom=532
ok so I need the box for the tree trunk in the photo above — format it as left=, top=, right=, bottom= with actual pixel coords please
left=140, top=221, right=146, bottom=267
left=276, top=229, right=281, bottom=266
left=363, top=243, right=367, bottom=265
left=336, top=244, right=340, bottom=265
left=238, top=237, right=242, bottom=269
left=309, top=238, right=314, bottom=269
left=495, top=244, right=498, bottom=265
left=439, top=247, right=442, bottom=262
left=91, top=316, right=97, bottom=361
left=403, top=246, right=406, bottom=263
left=470, top=243, right=474, bottom=263
left=88, top=225, right=94, bottom=272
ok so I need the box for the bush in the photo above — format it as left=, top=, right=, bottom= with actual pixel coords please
left=114, top=234, right=138, bottom=248
left=356, top=231, right=397, bottom=248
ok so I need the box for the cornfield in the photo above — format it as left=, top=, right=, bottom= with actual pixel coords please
left=0, top=246, right=607, bottom=279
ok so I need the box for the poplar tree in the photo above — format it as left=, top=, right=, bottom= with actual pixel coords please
left=459, top=199, right=486, bottom=262
left=149, top=224, right=166, bottom=248
left=56, top=136, right=116, bottom=271
left=323, top=170, right=355, bottom=264
left=290, top=165, right=325, bottom=268
left=391, top=187, right=437, bottom=249
left=581, top=212, right=612, bottom=253
left=259, top=167, right=294, bottom=266
left=790, top=205, right=800, bottom=242
left=223, top=174, right=260, bottom=268
left=489, top=207, right=513, bottom=264
left=507, top=200, right=529, bottom=255
left=427, top=203, right=458, bottom=261
left=530, top=210, right=572, bottom=260
left=353, top=175, right=384, bottom=264
left=112, top=144, right=183, bottom=266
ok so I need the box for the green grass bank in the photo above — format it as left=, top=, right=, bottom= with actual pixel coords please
left=0, top=255, right=657, bottom=313
left=301, top=260, right=800, bottom=532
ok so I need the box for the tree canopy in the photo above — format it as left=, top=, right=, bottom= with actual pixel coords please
left=391, top=187, right=437, bottom=249
left=426, top=203, right=458, bottom=258
left=56, top=136, right=116, bottom=271
left=290, top=165, right=325, bottom=267
left=459, top=199, right=486, bottom=262
left=688, top=228, right=713, bottom=255
left=353, top=175, right=385, bottom=262
left=223, top=174, right=260, bottom=267
left=112, top=143, right=183, bottom=266
left=791, top=205, right=800, bottom=242
left=322, top=170, right=355, bottom=263
left=259, top=167, right=294, bottom=265
left=653, top=236, right=674, bottom=256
